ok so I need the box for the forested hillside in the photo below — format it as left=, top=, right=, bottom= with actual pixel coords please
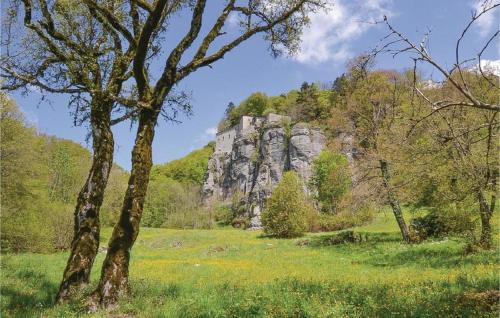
left=142, top=143, right=214, bottom=228
left=0, top=92, right=218, bottom=252
left=215, top=59, right=498, bottom=246
left=0, top=94, right=128, bottom=252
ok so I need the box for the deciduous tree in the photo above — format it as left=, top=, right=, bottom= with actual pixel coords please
left=82, top=0, right=328, bottom=308
left=379, top=0, right=499, bottom=248
left=1, top=0, right=142, bottom=301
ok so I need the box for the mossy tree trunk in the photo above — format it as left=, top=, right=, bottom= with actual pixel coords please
left=89, top=109, right=158, bottom=309
left=380, top=159, right=410, bottom=243
left=477, top=189, right=493, bottom=249
left=56, top=98, right=114, bottom=302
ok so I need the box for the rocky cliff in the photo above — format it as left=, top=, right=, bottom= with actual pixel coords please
left=202, top=114, right=325, bottom=227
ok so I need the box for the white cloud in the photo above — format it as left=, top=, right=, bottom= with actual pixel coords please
left=295, top=0, right=394, bottom=64
left=189, top=126, right=217, bottom=151
left=472, top=0, right=499, bottom=38
left=472, top=59, right=500, bottom=76
left=205, top=127, right=217, bottom=137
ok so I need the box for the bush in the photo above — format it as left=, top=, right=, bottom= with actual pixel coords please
left=0, top=97, right=128, bottom=252
left=211, top=204, right=233, bottom=225
left=316, top=205, right=375, bottom=232
left=310, top=150, right=351, bottom=214
left=319, top=230, right=368, bottom=245
left=409, top=206, right=475, bottom=241
left=142, top=176, right=211, bottom=229
left=261, top=171, right=315, bottom=238
left=231, top=216, right=249, bottom=229
left=1, top=200, right=73, bottom=253
left=164, top=207, right=214, bottom=229
left=209, top=190, right=250, bottom=228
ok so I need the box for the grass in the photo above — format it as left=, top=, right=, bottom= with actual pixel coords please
left=1, top=212, right=499, bottom=317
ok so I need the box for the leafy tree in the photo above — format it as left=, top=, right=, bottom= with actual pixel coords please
left=381, top=2, right=499, bottom=248
left=0, top=94, right=39, bottom=207
left=101, top=165, right=129, bottom=226
left=262, top=171, right=315, bottom=238
left=151, top=143, right=214, bottom=185
left=143, top=143, right=214, bottom=228
left=0, top=94, right=49, bottom=252
left=311, top=150, right=350, bottom=213
left=331, top=58, right=414, bottom=243
left=226, top=92, right=270, bottom=126
left=82, top=0, right=328, bottom=308
left=47, top=139, right=91, bottom=203
left=1, top=0, right=141, bottom=300
left=142, top=175, right=206, bottom=229
left=269, top=91, right=299, bottom=115
left=292, top=82, right=332, bottom=121
left=0, top=94, right=129, bottom=253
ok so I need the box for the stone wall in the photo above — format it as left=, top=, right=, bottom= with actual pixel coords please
left=215, top=126, right=236, bottom=153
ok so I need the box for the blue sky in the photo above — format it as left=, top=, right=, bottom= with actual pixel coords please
left=11, top=0, right=499, bottom=170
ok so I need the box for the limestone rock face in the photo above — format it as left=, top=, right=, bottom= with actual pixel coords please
left=289, top=123, right=326, bottom=183
left=202, top=114, right=325, bottom=228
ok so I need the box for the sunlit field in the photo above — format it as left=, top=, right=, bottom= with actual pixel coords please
left=2, top=212, right=499, bottom=317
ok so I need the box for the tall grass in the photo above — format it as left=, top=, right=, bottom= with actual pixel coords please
left=1, top=211, right=498, bottom=317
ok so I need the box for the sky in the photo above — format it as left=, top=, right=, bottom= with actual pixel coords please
left=10, top=0, right=499, bottom=171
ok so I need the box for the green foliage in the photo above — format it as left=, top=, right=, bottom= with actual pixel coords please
left=220, top=83, right=334, bottom=130
left=206, top=190, right=250, bottom=228
left=46, top=138, right=91, bottom=203
left=142, top=175, right=211, bottom=229
left=311, top=150, right=351, bottom=214
left=151, top=143, right=214, bottom=185
left=0, top=94, right=128, bottom=252
left=142, top=143, right=217, bottom=229
left=261, top=171, right=315, bottom=238
left=229, top=190, right=250, bottom=228
left=317, top=205, right=375, bottom=231
left=292, top=82, right=333, bottom=122
left=410, top=205, right=476, bottom=242
left=100, top=164, right=130, bottom=226
left=226, top=92, right=270, bottom=126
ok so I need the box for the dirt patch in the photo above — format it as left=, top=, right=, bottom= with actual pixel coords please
left=457, top=290, right=500, bottom=312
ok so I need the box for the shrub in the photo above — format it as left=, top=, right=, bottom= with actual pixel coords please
left=409, top=206, right=475, bottom=241
left=317, top=205, right=375, bottom=232
left=310, top=150, right=351, bottom=213
left=261, top=171, right=315, bottom=238
left=164, top=207, right=214, bottom=229
left=205, top=190, right=251, bottom=228
left=1, top=200, right=73, bottom=253
left=319, top=230, right=368, bottom=245
left=231, top=216, right=249, bottom=229
left=211, top=204, right=233, bottom=225
left=142, top=176, right=211, bottom=229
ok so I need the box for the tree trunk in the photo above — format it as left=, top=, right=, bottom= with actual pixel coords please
left=477, top=189, right=493, bottom=249
left=380, top=159, right=410, bottom=243
left=56, top=99, right=115, bottom=303
left=89, top=109, right=158, bottom=309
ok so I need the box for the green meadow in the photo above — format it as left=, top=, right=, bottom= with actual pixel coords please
left=2, top=212, right=499, bottom=317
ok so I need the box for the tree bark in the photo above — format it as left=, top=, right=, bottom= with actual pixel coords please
left=477, top=189, right=493, bottom=249
left=89, top=109, right=158, bottom=309
left=380, top=159, right=410, bottom=243
left=56, top=98, right=114, bottom=303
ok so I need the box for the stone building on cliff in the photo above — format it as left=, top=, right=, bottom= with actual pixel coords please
left=202, top=113, right=325, bottom=228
